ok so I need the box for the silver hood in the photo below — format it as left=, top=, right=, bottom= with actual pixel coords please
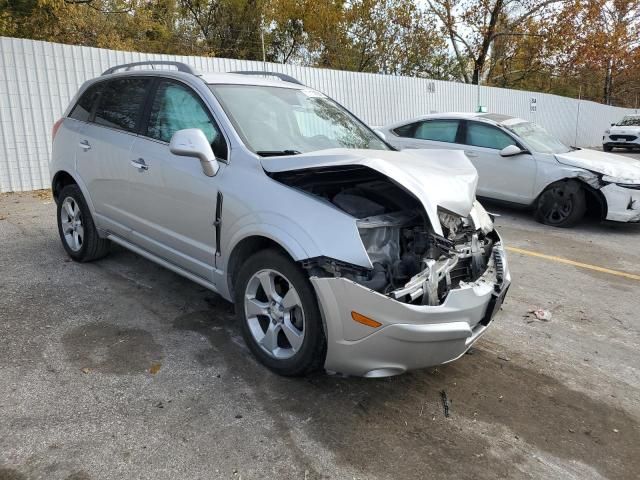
left=555, top=148, right=640, bottom=184
left=261, top=148, right=479, bottom=236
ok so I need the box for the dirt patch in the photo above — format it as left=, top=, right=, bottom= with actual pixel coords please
left=0, top=468, right=26, bottom=480
left=62, top=322, right=163, bottom=375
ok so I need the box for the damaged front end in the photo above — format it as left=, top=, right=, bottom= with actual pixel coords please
left=305, top=202, right=501, bottom=306
left=271, top=163, right=502, bottom=306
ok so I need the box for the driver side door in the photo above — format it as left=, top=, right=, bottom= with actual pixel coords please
left=126, top=79, right=229, bottom=281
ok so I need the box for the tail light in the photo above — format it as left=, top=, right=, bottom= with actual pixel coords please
left=52, top=118, right=63, bottom=141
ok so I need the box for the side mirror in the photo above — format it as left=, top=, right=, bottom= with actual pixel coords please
left=499, top=144, right=524, bottom=157
left=169, top=128, right=219, bottom=177
left=373, top=129, right=386, bottom=141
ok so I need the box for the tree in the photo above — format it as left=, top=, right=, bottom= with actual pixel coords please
left=427, top=0, right=566, bottom=84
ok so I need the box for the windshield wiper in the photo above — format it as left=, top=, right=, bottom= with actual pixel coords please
left=256, top=150, right=301, bottom=157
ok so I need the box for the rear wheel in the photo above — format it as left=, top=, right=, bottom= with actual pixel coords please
left=57, top=184, right=110, bottom=261
left=534, top=180, right=587, bottom=228
left=234, top=249, right=326, bottom=376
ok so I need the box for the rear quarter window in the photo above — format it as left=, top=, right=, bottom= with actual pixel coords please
left=69, top=84, right=101, bottom=122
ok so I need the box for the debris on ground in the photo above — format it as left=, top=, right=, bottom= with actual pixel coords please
left=440, top=390, right=450, bottom=418
left=80, top=367, right=91, bottom=374
left=497, top=355, right=510, bottom=362
left=148, top=363, right=162, bottom=375
left=525, top=308, right=552, bottom=322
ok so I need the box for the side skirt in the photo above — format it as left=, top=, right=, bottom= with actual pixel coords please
left=107, top=233, right=219, bottom=293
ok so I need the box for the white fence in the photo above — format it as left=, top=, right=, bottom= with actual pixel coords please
left=0, top=36, right=636, bottom=192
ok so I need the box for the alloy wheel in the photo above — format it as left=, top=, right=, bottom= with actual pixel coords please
left=243, top=268, right=305, bottom=360
left=60, top=196, right=84, bottom=251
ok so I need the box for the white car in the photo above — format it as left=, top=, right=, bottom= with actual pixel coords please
left=381, top=113, right=640, bottom=226
left=603, top=114, right=640, bottom=152
left=49, top=63, right=510, bottom=377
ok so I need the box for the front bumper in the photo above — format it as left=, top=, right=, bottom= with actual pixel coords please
left=603, top=136, right=640, bottom=148
left=311, top=242, right=511, bottom=377
left=602, top=184, right=640, bottom=223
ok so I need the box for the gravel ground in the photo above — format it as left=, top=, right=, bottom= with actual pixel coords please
left=0, top=180, right=639, bottom=480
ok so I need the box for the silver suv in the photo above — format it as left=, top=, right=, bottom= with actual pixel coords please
left=50, top=62, right=510, bottom=377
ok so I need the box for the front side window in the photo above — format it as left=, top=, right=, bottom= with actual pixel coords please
left=209, top=84, right=388, bottom=155
left=147, top=81, right=227, bottom=160
left=466, top=122, right=516, bottom=150
left=413, top=120, right=460, bottom=143
left=94, top=78, right=150, bottom=132
left=69, top=83, right=101, bottom=122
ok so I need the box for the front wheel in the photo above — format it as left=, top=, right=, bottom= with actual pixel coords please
left=603, top=145, right=613, bottom=152
left=234, top=249, right=326, bottom=376
left=534, top=180, right=587, bottom=228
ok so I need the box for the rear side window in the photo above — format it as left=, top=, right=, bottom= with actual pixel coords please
left=69, top=84, right=101, bottom=122
left=414, top=120, right=460, bottom=143
left=146, top=81, right=227, bottom=160
left=466, top=122, right=515, bottom=150
left=94, top=78, right=150, bottom=132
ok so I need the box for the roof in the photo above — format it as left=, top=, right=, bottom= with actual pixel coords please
left=201, top=72, right=305, bottom=89
left=383, top=112, right=528, bottom=129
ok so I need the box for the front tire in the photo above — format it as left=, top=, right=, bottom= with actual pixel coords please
left=534, top=180, right=587, bottom=228
left=234, top=249, right=326, bottom=376
left=57, top=184, right=110, bottom=262
left=603, top=144, right=613, bottom=152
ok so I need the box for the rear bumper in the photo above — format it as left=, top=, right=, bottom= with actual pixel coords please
left=311, top=242, right=511, bottom=377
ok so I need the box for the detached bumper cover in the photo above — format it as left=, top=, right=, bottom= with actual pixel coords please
left=602, top=184, right=640, bottom=223
left=311, top=243, right=511, bottom=377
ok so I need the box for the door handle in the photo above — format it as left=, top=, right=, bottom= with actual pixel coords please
left=130, top=158, right=149, bottom=171
left=464, top=150, right=478, bottom=158
left=79, top=140, right=91, bottom=151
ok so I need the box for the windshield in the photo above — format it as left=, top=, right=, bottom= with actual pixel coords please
left=506, top=121, right=571, bottom=154
left=616, top=116, right=640, bottom=126
left=209, top=84, right=389, bottom=155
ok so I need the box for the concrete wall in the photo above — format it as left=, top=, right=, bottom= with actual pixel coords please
left=0, top=36, right=635, bottom=192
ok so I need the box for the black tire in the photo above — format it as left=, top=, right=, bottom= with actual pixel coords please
left=534, top=180, right=587, bottom=228
left=234, top=249, right=326, bottom=376
left=57, top=184, right=110, bottom=262
left=603, top=145, right=613, bottom=152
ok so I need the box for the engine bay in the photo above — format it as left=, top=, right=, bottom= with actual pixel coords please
left=271, top=165, right=497, bottom=305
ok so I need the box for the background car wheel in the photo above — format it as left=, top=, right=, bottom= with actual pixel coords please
left=234, top=249, right=326, bottom=376
left=603, top=145, right=613, bottom=152
left=57, top=184, right=110, bottom=262
left=534, top=180, right=587, bottom=227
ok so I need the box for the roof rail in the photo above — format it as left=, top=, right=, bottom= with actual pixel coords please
left=102, top=61, right=200, bottom=76
left=230, top=71, right=304, bottom=86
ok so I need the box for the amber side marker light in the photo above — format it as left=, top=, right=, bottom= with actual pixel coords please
left=351, top=311, right=382, bottom=328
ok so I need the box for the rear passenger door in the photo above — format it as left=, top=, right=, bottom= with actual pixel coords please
left=462, top=121, right=536, bottom=203
left=126, top=79, right=228, bottom=280
left=75, top=77, right=151, bottom=238
left=390, top=119, right=462, bottom=150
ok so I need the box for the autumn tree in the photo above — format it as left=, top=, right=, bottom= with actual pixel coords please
left=427, top=0, right=567, bottom=84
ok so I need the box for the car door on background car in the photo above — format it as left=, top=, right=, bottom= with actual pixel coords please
left=75, top=77, right=151, bottom=239
left=127, top=79, right=228, bottom=280
left=462, top=121, right=536, bottom=204
left=391, top=119, right=461, bottom=150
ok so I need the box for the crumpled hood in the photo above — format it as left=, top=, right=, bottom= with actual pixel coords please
left=261, top=148, right=479, bottom=235
left=555, top=148, right=640, bottom=184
